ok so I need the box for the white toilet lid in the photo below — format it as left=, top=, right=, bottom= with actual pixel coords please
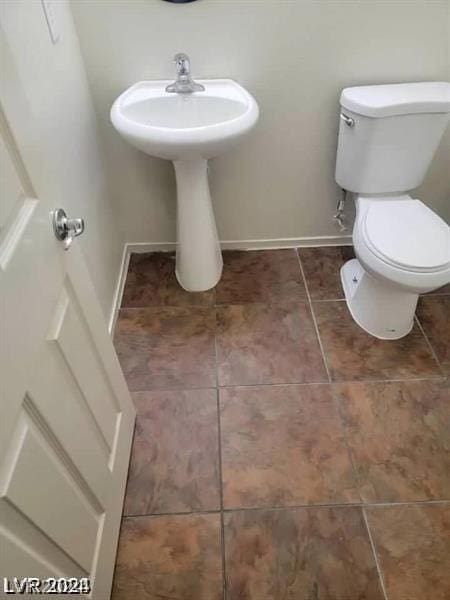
left=363, top=199, right=450, bottom=272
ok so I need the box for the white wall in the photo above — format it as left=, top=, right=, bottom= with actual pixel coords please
left=0, top=0, right=123, bottom=319
left=72, top=0, right=450, bottom=246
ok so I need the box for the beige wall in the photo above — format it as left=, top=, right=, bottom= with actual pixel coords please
left=416, top=0, right=450, bottom=220
left=1, top=0, right=123, bottom=319
left=72, top=0, right=450, bottom=246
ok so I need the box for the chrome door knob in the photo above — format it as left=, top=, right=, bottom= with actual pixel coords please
left=53, top=208, right=85, bottom=250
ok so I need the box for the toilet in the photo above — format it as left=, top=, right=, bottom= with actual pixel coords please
left=335, top=81, right=450, bottom=339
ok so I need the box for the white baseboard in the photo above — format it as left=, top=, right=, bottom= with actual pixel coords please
left=126, top=234, right=352, bottom=253
left=108, top=245, right=131, bottom=335
left=108, top=234, right=353, bottom=334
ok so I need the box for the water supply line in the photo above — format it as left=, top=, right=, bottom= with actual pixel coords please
left=334, top=188, right=348, bottom=231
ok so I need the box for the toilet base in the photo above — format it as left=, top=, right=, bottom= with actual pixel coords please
left=341, top=259, right=418, bottom=340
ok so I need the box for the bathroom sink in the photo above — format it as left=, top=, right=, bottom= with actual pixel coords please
left=111, top=77, right=259, bottom=292
left=111, top=79, right=259, bottom=160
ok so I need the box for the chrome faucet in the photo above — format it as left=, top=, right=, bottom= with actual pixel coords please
left=165, top=53, right=205, bottom=94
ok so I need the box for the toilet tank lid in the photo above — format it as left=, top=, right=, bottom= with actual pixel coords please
left=340, top=82, right=450, bottom=117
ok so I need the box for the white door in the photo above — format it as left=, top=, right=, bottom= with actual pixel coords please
left=0, top=25, right=135, bottom=600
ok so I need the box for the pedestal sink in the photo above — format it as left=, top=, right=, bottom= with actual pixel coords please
left=111, top=79, right=259, bottom=291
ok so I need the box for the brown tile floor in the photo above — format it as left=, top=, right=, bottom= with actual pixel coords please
left=123, top=389, right=220, bottom=515
left=416, top=295, right=450, bottom=375
left=113, top=248, right=450, bottom=600
left=115, top=306, right=216, bottom=390
left=216, top=303, right=327, bottom=385
left=367, top=504, right=450, bottom=600
left=220, top=384, right=358, bottom=508
left=224, top=507, right=385, bottom=600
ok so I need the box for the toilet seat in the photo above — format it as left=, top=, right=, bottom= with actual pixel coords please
left=353, top=195, right=450, bottom=294
left=361, top=198, right=450, bottom=273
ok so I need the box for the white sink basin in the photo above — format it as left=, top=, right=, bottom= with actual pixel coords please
left=111, top=79, right=259, bottom=292
left=111, top=79, right=258, bottom=160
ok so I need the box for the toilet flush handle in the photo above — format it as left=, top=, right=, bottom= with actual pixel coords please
left=340, top=113, right=355, bottom=127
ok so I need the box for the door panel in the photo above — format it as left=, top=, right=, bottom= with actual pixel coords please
left=2, top=401, right=101, bottom=573
left=1, top=532, right=82, bottom=600
left=30, top=349, right=111, bottom=508
left=48, top=282, right=119, bottom=453
left=0, top=12, right=135, bottom=598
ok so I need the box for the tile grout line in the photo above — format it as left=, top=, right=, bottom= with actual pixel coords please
left=213, top=305, right=220, bottom=390
left=360, top=499, right=450, bottom=507
left=329, top=384, right=365, bottom=506
left=123, top=509, right=222, bottom=519
left=414, top=314, right=445, bottom=376
left=362, top=507, right=390, bottom=600
left=217, top=395, right=228, bottom=600
left=295, top=249, right=332, bottom=382
left=311, top=255, right=368, bottom=507
left=122, top=300, right=312, bottom=310
left=124, top=374, right=447, bottom=395
left=118, top=294, right=449, bottom=311
left=121, top=498, right=450, bottom=520
left=307, top=298, right=346, bottom=303
left=213, top=308, right=228, bottom=600
left=221, top=375, right=447, bottom=387
left=118, top=291, right=450, bottom=311
left=222, top=498, right=450, bottom=511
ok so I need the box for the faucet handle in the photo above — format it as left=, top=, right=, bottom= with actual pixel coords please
left=174, top=52, right=189, bottom=62
left=174, top=53, right=190, bottom=74
left=166, top=52, right=204, bottom=93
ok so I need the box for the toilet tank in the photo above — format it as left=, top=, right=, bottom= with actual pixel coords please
left=335, top=82, right=450, bottom=194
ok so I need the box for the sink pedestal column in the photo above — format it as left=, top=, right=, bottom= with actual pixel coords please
left=173, top=159, right=223, bottom=291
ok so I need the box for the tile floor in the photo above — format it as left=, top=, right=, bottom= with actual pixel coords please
left=112, top=247, right=450, bottom=600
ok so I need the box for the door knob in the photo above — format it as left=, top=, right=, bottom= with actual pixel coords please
left=53, top=208, right=85, bottom=250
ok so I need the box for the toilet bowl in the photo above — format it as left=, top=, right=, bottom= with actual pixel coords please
left=341, top=195, right=450, bottom=339
left=335, top=81, right=450, bottom=339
